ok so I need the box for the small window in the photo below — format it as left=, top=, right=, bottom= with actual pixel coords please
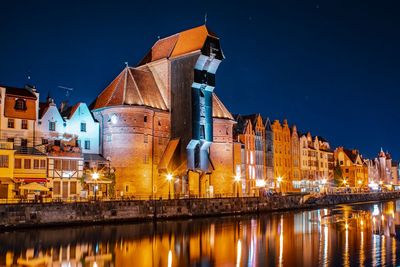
left=80, top=122, right=86, bottom=132
left=0, top=155, right=9, bottom=168
left=21, top=139, right=28, bottom=147
left=21, top=119, right=28, bottom=129
left=33, top=159, right=40, bottom=169
left=84, top=140, right=90, bottom=150
left=54, top=140, right=61, bottom=146
left=42, top=138, right=48, bottom=145
left=54, top=159, right=61, bottom=170
left=70, top=181, right=77, bottom=194
left=14, top=158, right=21, bottom=169
left=49, top=121, right=56, bottom=131
left=14, top=99, right=26, bottom=110
left=24, top=159, right=31, bottom=169
left=144, top=134, right=148, bottom=143
left=143, top=154, right=149, bottom=164
left=7, top=138, right=14, bottom=143
left=7, top=119, right=14, bottom=128
left=158, top=120, right=161, bottom=126
left=76, top=139, right=81, bottom=147
left=40, top=160, right=46, bottom=169
left=125, top=185, right=129, bottom=192
left=144, top=115, right=147, bottom=123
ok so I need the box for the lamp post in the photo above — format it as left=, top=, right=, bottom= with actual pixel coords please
left=234, top=174, right=241, bottom=197
left=92, top=172, right=99, bottom=201
left=277, top=176, right=283, bottom=193
left=321, top=178, right=327, bottom=193
left=166, top=173, right=173, bottom=199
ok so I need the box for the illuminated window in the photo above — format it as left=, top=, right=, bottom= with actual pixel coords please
left=53, top=181, right=61, bottom=195
left=14, top=99, right=26, bottom=110
left=54, top=159, right=61, bottom=170
left=70, top=182, right=77, bottom=194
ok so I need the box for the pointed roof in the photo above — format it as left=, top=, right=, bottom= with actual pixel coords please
left=92, top=66, right=168, bottom=111
left=212, top=93, right=233, bottom=120
left=265, top=117, right=272, bottom=131
left=61, top=102, right=82, bottom=119
left=138, top=25, right=222, bottom=65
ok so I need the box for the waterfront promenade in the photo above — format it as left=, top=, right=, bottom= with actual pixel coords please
left=1, top=191, right=399, bottom=230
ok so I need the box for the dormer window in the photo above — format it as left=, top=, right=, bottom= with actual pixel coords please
left=14, top=99, right=27, bottom=111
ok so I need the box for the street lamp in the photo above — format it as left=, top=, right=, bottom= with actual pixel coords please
left=234, top=174, right=241, bottom=197
left=92, top=172, right=99, bottom=201
left=321, top=178, right=327, bottom=193
left=277, top=176, right=283, bottom=192
left=166, top=173, right=173, bottom=199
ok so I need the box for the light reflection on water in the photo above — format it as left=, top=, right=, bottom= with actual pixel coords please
left=0, top=200, right=400, bottom=266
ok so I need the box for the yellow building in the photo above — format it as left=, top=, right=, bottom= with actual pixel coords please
left=334, top=147, right=368, bottom=187
left=0, top=141, right=15, bottom=199
left=13, top=147, right=48, bottom=199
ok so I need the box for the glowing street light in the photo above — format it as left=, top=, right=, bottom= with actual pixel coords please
left=343, top=179, right=347, bottom=186
left=166, top=173, right=173, bottom=199
left=234, top=174, right=241, bottom=197
left=321, top=178, right=327, bottom=185
left=92, top=172, right=99, bottom=201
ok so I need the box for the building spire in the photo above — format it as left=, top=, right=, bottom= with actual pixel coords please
left=204, top=12, right=207, bottom=25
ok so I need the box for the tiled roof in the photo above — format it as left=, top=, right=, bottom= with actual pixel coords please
left=212, top=93, right=233, bottom=120
left=138, top=25, right=219, bottom=65
left=1, top=85, right=37, bottom=99
left=92, top=66, right=168, bottom=111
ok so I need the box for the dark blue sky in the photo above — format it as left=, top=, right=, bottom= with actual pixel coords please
left=0, top=0, right=399, bottom=159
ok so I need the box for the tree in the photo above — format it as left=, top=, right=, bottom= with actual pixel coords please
left=333, top=160, right=343, bottom=186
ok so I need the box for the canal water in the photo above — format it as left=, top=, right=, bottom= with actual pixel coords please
left=0, top=200, right=399, bottom=267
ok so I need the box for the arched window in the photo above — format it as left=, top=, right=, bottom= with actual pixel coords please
left=14, top=99, right=26, bottom=110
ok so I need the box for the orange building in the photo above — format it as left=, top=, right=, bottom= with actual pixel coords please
left=334, top=147, right=368, bottom=187
left=271, top=119, right=300, bottom=192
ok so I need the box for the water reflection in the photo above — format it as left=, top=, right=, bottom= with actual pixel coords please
left=1, top=200, right=400, bottom=266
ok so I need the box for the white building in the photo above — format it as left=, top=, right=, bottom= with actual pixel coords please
left=61, top=102, right=99, bottom=154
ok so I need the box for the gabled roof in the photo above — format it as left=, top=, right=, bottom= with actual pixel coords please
left=342, top=149, right=363, bottom=164
left=92, top=66, right=168, bottom=111
left=1, top=85, right=37, bottom=99
left=138, top=25, right=220, bottom=65
left=61, top=102, right=81, bottom=119
left=212, top=93, right=233, bottom=120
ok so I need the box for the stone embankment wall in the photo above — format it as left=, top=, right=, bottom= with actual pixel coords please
left=1, top=192, right=399, bottom=229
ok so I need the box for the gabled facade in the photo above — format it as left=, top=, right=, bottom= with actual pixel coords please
left=299, top=133, right=334, bottom=190
left=271, top=119, right=292, bottom=191
left=265, top=118, right=274, bottom=187
left=366, top=148, right=397, bottom=186
left=234, top=114, right=266, bottom=195
left=334, top=147, right=368, bottom=187
left=0, top=85, right=39, bottom=147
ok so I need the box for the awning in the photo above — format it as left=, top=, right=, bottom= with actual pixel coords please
left=158, top=138, right=180, bottom=171
left=16, top=178, right=48, bottom=183
left=19, top=182, right=49, bottom=191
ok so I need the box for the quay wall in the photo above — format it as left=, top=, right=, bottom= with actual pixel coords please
left=1, top=192, right=400, bottom=229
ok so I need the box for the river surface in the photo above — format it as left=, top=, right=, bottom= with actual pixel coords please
left=0, top=200, right=400, bottom=266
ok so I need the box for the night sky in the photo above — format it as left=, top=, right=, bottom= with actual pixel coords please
left=1, top=0, right=399, bottom=159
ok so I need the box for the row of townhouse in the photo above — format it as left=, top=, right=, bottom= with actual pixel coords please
left=234, top=114, right=335, bottom=193
left=0, top=85, right=110, bottom=200
left=233, top=113, right=399, bottom=193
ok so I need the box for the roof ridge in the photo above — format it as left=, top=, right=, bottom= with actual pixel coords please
left=128, top=68, right=145, bottom=105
